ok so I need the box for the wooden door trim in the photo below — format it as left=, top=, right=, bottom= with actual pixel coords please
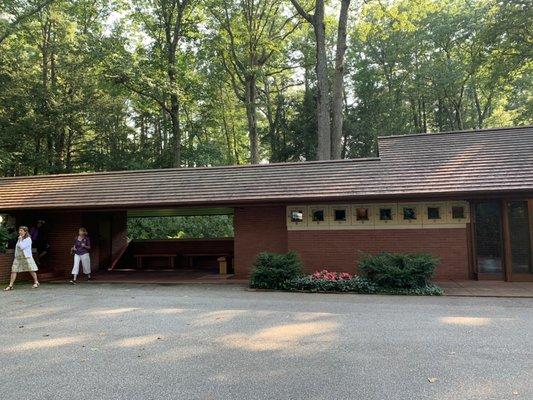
left=501, top=200, right=512, bottom=282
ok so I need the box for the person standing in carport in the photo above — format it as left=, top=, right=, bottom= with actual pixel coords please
left=70, top=227, right=92, bottom=284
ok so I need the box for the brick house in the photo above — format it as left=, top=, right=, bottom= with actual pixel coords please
left=1, top=126, right=532, bottom=283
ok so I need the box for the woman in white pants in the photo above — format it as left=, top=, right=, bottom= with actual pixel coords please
left=4, top=226, right=40, bottom=291
left=70, top=227, right=91, bottom=284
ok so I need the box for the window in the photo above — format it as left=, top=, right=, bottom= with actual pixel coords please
left=287, top=206, right=307, bottom=228
left=375, top=204, right=397, bottom=225
left=379, top=208, right=392, bottom=221
left=312, top=210, right=325, bottom=222
left=290, top=210, right=304, bottom=223
left=403, top=207, right=417, bottom=220
left=356, top=208, right=369, bottom=221
left=427, top=207, right=440, bottom=220
left=452, top=206, right=465, bottom=219
left=334, top=209, right=346, bottom=222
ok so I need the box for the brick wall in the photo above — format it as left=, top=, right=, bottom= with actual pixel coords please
left=233, top=206, right=288, bottom=278
left=45, top=212, right=84, bottom=277
left=111, top=211, right=128, bottom=263
left=287, top=228, right=469, bottom=280
left=0, top=252, right=12, bottom=282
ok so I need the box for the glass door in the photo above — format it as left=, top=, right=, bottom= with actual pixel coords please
left=474, top=202, right=504, bottom=277
left=507, top=201, right=533, bottom=280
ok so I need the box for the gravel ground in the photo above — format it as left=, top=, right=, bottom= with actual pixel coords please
left=1, top=283, right=532, bottom=400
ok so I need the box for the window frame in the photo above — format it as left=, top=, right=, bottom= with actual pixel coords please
left=307, top=205, right=330, bottom=227
left=448, top=201, right=470, bottom=223
left=330, top=205, right=350, bottom=226
left=422, top=202, right=448, bottom=225
left=374, top=204, right=398, bottom=226
left=398, top=203, right=422, bottom=226
left=286, top=205, right=308, bottom=229
left=351, top=204, right=375, bottom=227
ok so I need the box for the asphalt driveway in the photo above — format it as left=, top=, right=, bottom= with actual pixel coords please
left=1, top=283, right=532, bottom=400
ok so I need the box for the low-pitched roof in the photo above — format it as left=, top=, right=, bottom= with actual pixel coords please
left=0, top=125, right=531, bottom=210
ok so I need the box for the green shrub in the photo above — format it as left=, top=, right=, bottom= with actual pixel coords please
left=282, top=276, right=377, bottom=294
left=0, top=225, right=9, bottom=254
left=249, top=252, right=303, bottom=289
left=375, top=284, right=444, bottom=296
left=358, top=252, right=439, bottom=289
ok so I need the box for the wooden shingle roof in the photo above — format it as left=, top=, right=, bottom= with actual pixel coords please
left=0, top=126, right=531, bottom=210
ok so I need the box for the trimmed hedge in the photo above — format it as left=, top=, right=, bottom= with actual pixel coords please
left=248, top=251, right=443, bottom=296
left=281, top=275, right=377, bottom=294
left=249, top=251, right=303, bottom=289
left=358, top=252, right=439, bottom=289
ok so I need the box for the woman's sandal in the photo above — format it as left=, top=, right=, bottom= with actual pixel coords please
left=4, top=285, right=13, bottom=291
left=32, top=282, right=40, bottom=289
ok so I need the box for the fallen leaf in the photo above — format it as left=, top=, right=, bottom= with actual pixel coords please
left=428, top=378, right=438, bottom=383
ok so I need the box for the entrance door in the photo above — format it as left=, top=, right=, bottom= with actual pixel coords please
left=474, top=200, right=533, bottom=281
left=474, top=202, right=504, bottom=279
left=507, top=201, right=533, bottom=281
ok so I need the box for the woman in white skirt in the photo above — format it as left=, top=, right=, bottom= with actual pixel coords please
left=70, top=227, right=91, bottom=284
left=4, top=226, right=40, bottom=291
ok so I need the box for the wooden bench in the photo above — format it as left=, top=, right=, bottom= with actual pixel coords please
left=133, top=254, right=176, bottom=270
left=182, top=253, right=232, bottom=274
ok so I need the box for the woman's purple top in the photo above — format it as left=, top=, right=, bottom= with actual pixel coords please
left=73, top=236, right=91, bottom=256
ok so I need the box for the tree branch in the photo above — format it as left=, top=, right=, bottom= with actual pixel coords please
left=0, top=0, right=57, bottom=45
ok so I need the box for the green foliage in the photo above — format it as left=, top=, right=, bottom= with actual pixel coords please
left=282, top=276, right=377, bottom=294
left=358, top=252, right=439, bottom=289
left=249, top=252, right=303, bottom=289
left=0, top=225, right=9, bottom=253
left=127, top=215, right=234, bottom=240
left=0, top=0, right=531, bottom=175
left=374, top=284, right=444, bottom=296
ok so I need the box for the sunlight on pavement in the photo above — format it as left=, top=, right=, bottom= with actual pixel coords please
left=216, top=321, right=338, bottom=351
left=439, top=316, right=492, bottom=326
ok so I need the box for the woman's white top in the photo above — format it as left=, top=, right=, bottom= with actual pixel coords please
left=17, top=237, right=33, bottom=258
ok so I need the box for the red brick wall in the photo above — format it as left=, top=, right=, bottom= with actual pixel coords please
left=287, top=228, right=469, bottom=280
left=45, top=212, right=84, bottom=277
left=111, top=211, right=128, bottom=263
left=233, top=206, right=288, bottom=278
left=0, top=212, right=82, bottom=282
left=0, top=252, right=12, bottom=282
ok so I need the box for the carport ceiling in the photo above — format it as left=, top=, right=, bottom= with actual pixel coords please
left=127, top=207, right=234, bottom=218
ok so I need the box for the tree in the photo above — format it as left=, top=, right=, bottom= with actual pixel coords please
left=209, top=0, right=297, bottom=164
left=289, top=0, right=351, bottom=160
left=0, top=0, right=56, bottom=45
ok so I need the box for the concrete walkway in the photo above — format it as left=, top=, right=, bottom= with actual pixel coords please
left=1, top=284, right=532, bottom=400
left=438, top=280, right=533, bottom=298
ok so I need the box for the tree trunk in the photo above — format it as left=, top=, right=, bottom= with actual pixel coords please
left=245, top=75, right=259, bottom=164
left=313, top=0, right=331, bottom=160
left=170, top=93, right=181, bottom=168
left=330, top=0, right=350, bottom=159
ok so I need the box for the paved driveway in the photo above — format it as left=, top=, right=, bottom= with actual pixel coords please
left=1, top=283, right=532, bottom=400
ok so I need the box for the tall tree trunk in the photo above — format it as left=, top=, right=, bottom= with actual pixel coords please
left=330, top=0, right=350, bottom=159
left=170, top=93, right=181, bottom=167
left=313, top=0, right=331, bottom=160
left=245, top=75, right=259, bottom=164
left=290, top=0, right=331, bottom=160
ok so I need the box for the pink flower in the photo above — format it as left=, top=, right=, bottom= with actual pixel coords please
left=310, top=269, right=353, bottom=281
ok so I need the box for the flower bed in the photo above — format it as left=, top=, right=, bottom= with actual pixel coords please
left=281, top=269, right=442, bottom=295
left=248, top=253, right=443, bottom=296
